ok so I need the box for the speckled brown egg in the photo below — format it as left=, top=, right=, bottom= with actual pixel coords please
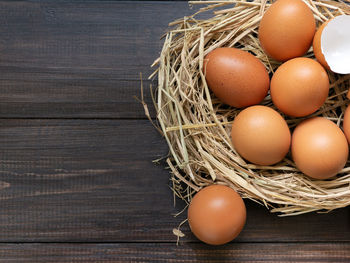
left=203, top=47, right=270, bottom=108
left=231, top=105, right=291, bottom=166
left=188, top=185, right=246, bottom=245
left=258, top=0, right=316, bottom=61
left=292, top=117, right=348, bottom=180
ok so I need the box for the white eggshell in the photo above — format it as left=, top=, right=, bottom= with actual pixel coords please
left=321, top=15, right=350, bottom=74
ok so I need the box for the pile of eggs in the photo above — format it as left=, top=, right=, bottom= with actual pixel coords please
left=187, top=0, right=350, bottom=245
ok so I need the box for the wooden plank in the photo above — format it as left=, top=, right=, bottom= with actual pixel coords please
left=0, top=242, right=349, bottom=262
left=0, top=79, right=156, bottom=119
left=0, top=119, right=348, bottom=242
left=183, top=200, right=350, bottom=243
left=0, top=1, right=193, bottom=118
left=0, top=119, right=171, bottom=242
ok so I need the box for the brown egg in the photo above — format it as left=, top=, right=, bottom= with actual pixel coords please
left=313, top=20, right=331, bottom=70
left=188, top=185, right=246, bottom=245
left=292, top=117, right=348, bottom=180
left=271, top=57, right=329, bottom=117
left=231, top=105, right=291, bottom=165
left=342, top=105, right=350, bottom=144
left=203, top=47, right=270, bottom=108
left=258, top=0, right=316, bottom=61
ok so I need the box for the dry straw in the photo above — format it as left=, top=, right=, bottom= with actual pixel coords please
left=148, top=0, right=350, bottom=216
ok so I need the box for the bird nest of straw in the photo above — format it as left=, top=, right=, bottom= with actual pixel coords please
left=148, top=0, right=350, bottom=216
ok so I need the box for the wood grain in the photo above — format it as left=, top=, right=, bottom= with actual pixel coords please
left=0, top=1, right=193, bottom=118
left=0, top=119, right=170, bottom=241
left=0, top=119, right=347, bottom=242
left=0, top=1, right=348, bottom=261
left=0, top=242, right=349, bottom=262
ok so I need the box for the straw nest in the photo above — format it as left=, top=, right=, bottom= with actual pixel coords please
left=148, top=0, right=350, bottom=216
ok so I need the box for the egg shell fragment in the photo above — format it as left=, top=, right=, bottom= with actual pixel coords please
left=321, top=15, right=350, bottom=74
left=313, top=20, right=330, bottom=70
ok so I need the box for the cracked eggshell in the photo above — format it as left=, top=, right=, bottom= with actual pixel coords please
left=313, top=20, right=330, bottom=70
left=317, top=15, right=350, bottom=74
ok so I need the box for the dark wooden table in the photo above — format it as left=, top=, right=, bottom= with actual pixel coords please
left=0, top=0, right=349, bottom=262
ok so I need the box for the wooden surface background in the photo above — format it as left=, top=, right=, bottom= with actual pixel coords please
left=0, top=0, right=349, bottom=262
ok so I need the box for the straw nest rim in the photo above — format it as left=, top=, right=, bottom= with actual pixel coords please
left=147, top=0, right=350, bottom=217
